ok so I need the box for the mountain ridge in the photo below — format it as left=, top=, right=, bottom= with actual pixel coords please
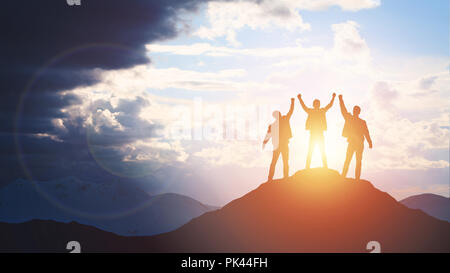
left=0, top=168, right=449, bottom=253
left=400, top=193, right=449, bottom=222
left=0, top=177, right=217, bottom=236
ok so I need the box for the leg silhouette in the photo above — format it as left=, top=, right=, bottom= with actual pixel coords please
left=319, top=137, right=328, bottom=168
left=355, top=148, right=363, bottom=180
left=281, top=146, right=289, bottom=178
left=305, top=141, right=314, bottom=169
left=306, top=133, right=327, bottom=169
left=342, top=145, right=355, bottom=178
left=268, top=149, right=281, bottom=181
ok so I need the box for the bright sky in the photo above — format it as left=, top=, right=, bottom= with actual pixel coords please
left=64, top=0, right=449, bottom=205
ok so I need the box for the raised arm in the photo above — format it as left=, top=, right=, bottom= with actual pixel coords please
left=262, top=125, right=272, bottom=149
left=363, top=121, right=373, bottom=149
left=297, top=94, right=311, bottom=113
left=324, top=93, right=336, bottom=111
left=286, top=98, right=295, bottom=119
left=338, top=95, right=350, bottom=119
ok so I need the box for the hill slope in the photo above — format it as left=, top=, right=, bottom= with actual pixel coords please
left=0, top=177, right=217, bottom=236
left=0, top=169, right=449, bottom=252
left=400, top=193, right=450, bottom=222
left=0, top=220, right=124, bottom=252
left=144, top=168, right=450, bottom=252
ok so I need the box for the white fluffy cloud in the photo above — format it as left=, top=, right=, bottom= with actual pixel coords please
left=195, top=0, right=380, bottom=45
left=364, top=76, right=449, bottom=171
left=72, top=65, right=250, bottom=94
left=149, top=20, right=370, bottom=70
left=196, top=1, right=310, bottom=46
left=331, top=21, right=371, bottom=66
left=58, top=83, right=192, bottom=179
left=147, top=42, right=325, bottom=58
left=291, top=0, right=380, bottom=11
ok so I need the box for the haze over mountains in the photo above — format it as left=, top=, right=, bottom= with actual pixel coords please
left=1, top=168, right=448, bottom=253
left=0, top=177, right=217, bottom=236
left=401, top=193, right=450, bottom=222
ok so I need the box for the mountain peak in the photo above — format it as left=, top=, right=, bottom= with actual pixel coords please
left=252, top=168, right=388, bottom=207
left=144, top=168, right=450, bottom=253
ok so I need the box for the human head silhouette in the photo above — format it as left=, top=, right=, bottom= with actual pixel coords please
left=313, top=99, right=320, bottom=109
left=353, top=106, right=361, bottom=116
left=272, top=110, right=281, bottom=120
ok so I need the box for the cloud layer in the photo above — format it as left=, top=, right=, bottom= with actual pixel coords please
left=0, top=0, right=207, bottom=184
left=1, top=0, right=447, bottom=205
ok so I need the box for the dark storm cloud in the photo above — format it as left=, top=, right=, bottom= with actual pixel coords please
left=0, top=0, right=209, bottom=184
left=1, top=0, right=206, bottom=132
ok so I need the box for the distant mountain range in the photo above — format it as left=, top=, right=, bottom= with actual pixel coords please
left=400, top=193, right=449, bottom=222
left=0, top=169, right=448, bottom=253
left=0, top=177, right=217, bottom=236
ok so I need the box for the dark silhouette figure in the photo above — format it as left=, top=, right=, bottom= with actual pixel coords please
left=263, top=98, right=294, bottom=181
left=297, top=93, right=336, bottom=169
left=338, top=94, right=372, bottom=180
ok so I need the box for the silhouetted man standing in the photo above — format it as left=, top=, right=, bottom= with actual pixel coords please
left=263, top=98, right=294, bottom=181
left=297, top=93, right=335, bottom=169
left=338, top=94, right=372, bottom=180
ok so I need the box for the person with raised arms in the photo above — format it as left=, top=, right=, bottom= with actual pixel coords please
left=338, top=94, right=373, bottom=180
left=263, top=98, right=295, bottom=182
left=297, top=93, right=336, bottom=169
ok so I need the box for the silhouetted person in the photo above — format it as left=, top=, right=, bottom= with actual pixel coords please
left=338, top=94, right=372, bottom=180
left=297, top=93, right=336, bottom=169
left=263, top=98, right=294, bottom=181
